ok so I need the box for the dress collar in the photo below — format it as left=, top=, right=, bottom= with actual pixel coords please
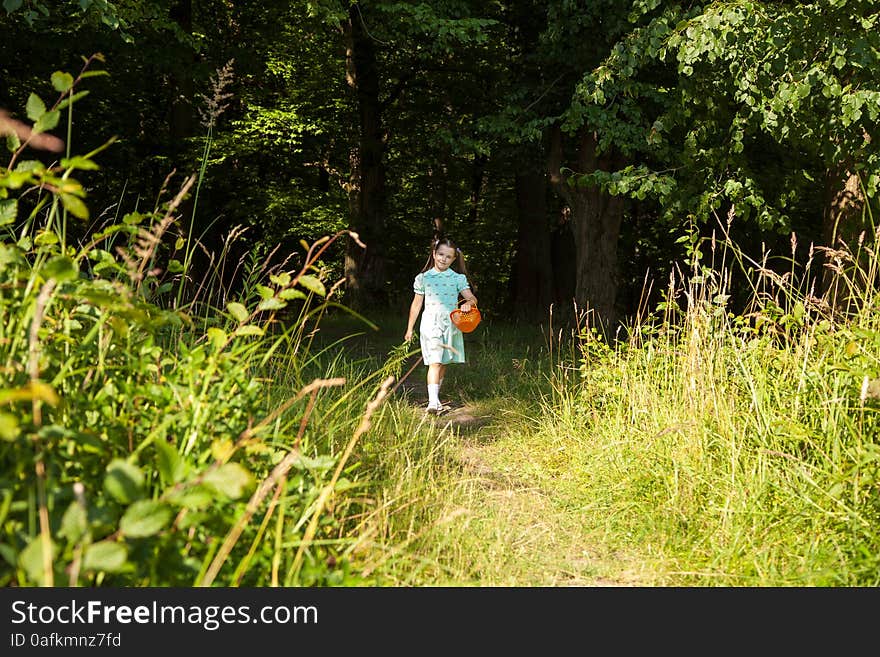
left=429, top=267, right=454, bottom=276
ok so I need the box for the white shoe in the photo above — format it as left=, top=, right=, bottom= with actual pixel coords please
left=426, top=403, right=449, bottom=416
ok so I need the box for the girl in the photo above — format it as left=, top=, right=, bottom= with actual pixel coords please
left=404, top=236, right=478, bottom=415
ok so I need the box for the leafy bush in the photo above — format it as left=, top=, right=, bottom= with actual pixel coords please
left=1, top=65, right=384, bottom=586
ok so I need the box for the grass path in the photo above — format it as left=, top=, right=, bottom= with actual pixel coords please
left=319, top=313, right=653, bottom=585
left=411, top=397, right=649, bottom=586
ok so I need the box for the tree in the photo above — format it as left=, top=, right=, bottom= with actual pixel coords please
left=472, top=1, right=637, bottom=327
left=335, top=0, right=497, bottom=309
left=569, top=1, right=880, bottom=303
left=538, top=1, right=635, bottom=331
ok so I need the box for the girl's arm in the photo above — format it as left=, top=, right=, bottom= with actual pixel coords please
left=459, top=288, right=478, bottom=313
left=404, top=294, right=424, bottom=341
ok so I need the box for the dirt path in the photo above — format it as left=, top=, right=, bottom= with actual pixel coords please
left=424, top=402, right=645, bottom=586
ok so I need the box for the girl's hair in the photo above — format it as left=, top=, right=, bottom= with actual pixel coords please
left=420, top=235, right=471, bottom=279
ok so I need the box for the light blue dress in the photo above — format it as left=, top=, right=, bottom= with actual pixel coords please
left=413, top=267, right=471, bottom=364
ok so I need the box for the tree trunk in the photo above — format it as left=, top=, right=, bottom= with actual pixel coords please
left=512, top=167, right=554, bottom=322
left=821, top=163, right=867, bottom=311
left=344, top=4, right=388, bottom=308
left=468, top=154, right=487, bottom=226
left=169, top=1, right=195, bottom=149
left=548, top=124, right=624, bottom=334
left=167, top=0, right=200, bottom=298
left=344, top=145, right=360, bottom=298
left=428, top=147, right=450, bottom=232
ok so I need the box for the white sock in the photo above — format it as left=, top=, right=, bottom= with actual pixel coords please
left=427, top=383, right=440, bottom=408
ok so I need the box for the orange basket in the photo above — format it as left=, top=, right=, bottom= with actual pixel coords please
left=450, top=306, right=482, bottom=333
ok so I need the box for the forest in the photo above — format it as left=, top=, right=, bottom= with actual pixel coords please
left=1, top=0, right=879, bottom=587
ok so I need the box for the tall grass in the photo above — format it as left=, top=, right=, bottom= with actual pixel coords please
left=534, top=214, right=880, bottom=585
left=0, top=66, right=400, bottom=587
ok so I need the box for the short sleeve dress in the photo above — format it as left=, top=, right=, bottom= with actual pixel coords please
left=413, top=267, right=471, bottom=365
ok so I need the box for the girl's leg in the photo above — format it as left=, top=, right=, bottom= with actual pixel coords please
left=427, top=363, right=447, bottom=410
left=437, top=365, right=447, bottom=405
left=427, top=363, right=443, bottom=385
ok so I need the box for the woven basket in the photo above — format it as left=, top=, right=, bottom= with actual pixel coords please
left=450, top=306, right=482, bottom=333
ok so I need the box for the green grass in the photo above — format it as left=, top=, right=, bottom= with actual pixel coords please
left=334, top=231, right=880, bottom=587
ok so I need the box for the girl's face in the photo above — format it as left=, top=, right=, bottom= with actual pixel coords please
left=433, top=245, right=456, bottom=271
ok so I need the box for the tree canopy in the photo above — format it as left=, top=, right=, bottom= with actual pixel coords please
left=2, top=0, right=878, bottom=327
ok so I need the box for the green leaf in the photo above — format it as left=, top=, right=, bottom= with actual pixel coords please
left=335, top=477, right=358, bottom=492
left=103, top=459, right=144, bottom=504
left=18, top=536, right=57, bottom=584
left=33, top=230, right=58, bottom=246
left=207, top=327, right=227, bottom=351
left=56, top=90, right=90, bottom=111
left=0, top=381, right=58, bottom=406
left=298, top=274, right=326, bottom=296
left=3, top=0, right=23, bottom=13
left=270, top=272, right=291, bottom=287
left=61, top=193, right=89, bottom=220
left=0, top=170, right=32, bottom=189
left=234, top=324, right=264, bottom=337
left=15, top=159, right=44, bottom=173
left=120, top=500, right=173, bottom=537
left=279, top=288, right=306, bottom=301
left=42, top=255, right=79, bottom=282
left=155, top=438, right=185, bottom=485
left=82, top=540, right=128, bottom=572
left=168, top=484, right=214, bottom=510
left=60, top=156, right=100, bottom=171
left=0, top=199, right=16, bottom=226
left=166, top=258, right=183, bottom=273
left=51, top=71, right=74, bottom=93
left=0, top=243, right=24, bottom=268
left=203, top=463, right=255, bottom=499
left=0, top=411, right=19, bottom=440
left=59, top=502, right=88, bottom=542
left=257, top=297, right=286, bottom=311
left=25, top=93, right=45, bottom=122
left=5, top=131, right=20, bottom=152
left=0, top=543, right=15, bottom=568
left=292, top=454, right=336, bottom=471
left=227, top=301, right=249, bottom=323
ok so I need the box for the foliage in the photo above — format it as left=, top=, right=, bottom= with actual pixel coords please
left=568, top=1, right=880, bottom=229
left=0, top=70, right=385, bottom=586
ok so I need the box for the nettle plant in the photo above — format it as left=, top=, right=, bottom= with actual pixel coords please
left=0, top=63, right=367, bottom=586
